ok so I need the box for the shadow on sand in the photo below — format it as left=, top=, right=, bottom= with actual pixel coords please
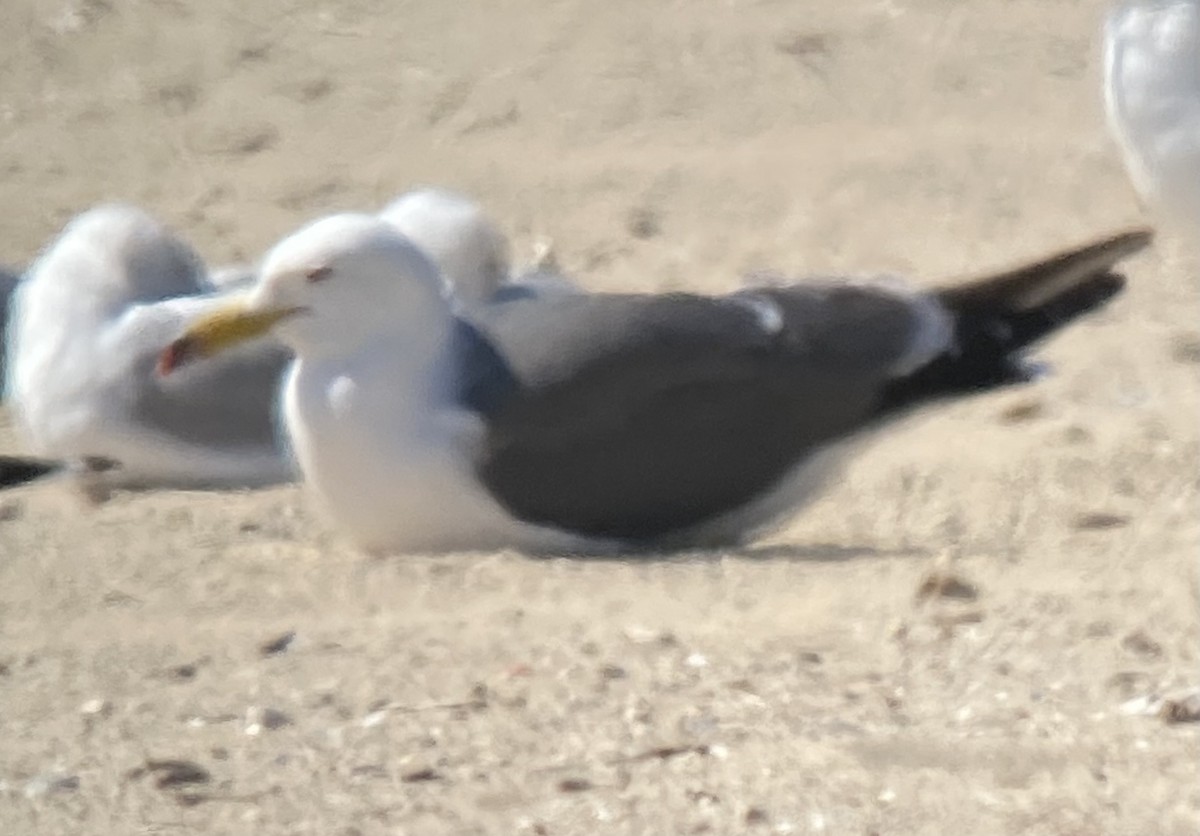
left=524, top=541, right=930, bottom=565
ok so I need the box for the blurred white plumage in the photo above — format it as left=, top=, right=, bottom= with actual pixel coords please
left=1104, top=0, right=1200, bottom=234
left=380, top=187, right=580, bottom=308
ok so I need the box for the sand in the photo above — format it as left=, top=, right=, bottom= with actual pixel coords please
left=0, top=1, right=1197, bottom=833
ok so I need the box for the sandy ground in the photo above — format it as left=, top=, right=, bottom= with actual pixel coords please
left=1, top=0, right=1198, bottom=833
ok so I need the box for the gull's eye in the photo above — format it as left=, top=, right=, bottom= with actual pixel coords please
left=306, top=265, right=333, bottom=283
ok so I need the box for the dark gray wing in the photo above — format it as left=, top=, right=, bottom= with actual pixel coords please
left=459, top=229, right=1146, bottom=543
left=461, top=284, right=931, bottom=541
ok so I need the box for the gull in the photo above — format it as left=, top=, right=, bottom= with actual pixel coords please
left=5, top=204, right=296, bottom=491
left=159, top=213, right=1151, bottom=555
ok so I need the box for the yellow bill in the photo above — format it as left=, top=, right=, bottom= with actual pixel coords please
left=157, top=302, right=302, bottom=376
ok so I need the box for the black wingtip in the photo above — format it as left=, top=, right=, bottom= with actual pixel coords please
left=0, top=455, right=65, bottom=490
left=935, top=227, right=1152, bottom=312
left=876, top=229, right=1148, bottom=415
left=0, top=454, right=121, bottom=492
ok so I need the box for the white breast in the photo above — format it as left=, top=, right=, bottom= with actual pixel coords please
left=282, top=352, right=596, bottom=555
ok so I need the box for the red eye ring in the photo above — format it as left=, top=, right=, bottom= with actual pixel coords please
left=306, top=265, right=333, bottom=283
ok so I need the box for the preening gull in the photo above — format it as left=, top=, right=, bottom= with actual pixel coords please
left=5, top=204, right=296, bottom=491
left=1104, top=0, right=1200, bottom=233
left=160, top=213, right=1151, bottom=555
